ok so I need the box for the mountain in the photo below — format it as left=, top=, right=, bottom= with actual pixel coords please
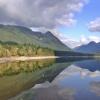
left=74, top=41, right=100, bottom=53
left=0, top=24, right=70, bottom=51
left=61, top=39, right=81, bottom=48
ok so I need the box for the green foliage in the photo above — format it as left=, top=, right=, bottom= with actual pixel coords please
left=0, top=41, right=55, bottom=57
left=0, top=59, right=55, bottom=76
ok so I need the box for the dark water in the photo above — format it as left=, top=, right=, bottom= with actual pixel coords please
left=0, top=59, right=100, bottom=100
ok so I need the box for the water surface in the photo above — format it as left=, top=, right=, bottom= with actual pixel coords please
left=0, top=59, right=100, bottom=100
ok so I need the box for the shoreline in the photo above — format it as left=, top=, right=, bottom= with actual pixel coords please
left=0, top=55, right=99, bottom=63
left=0, top=56, right=59, bottom=63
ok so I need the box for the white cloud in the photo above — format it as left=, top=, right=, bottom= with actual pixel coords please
left=0, top=0, right=87, bottom=29
left=80, top=35, right=100, bottom=44
left=80, top=35, right=89, bottom=44
left=88, top=36, right=100, bottom=43
left=88, top=18, right=100, bottom=32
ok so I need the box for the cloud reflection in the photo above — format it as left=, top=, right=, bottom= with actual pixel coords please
left=90, top=81, right=100, bottom=96
left=11, top=81, right=75, bottom=100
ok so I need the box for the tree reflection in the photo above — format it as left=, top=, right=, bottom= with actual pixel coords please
left=0, top=59, right=55, bottom=76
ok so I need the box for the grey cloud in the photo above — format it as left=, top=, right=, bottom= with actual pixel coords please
left=0, top=0, right=87, bottom=29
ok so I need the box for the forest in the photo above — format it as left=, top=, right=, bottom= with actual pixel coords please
left=0, top=41, right=55, bottom=57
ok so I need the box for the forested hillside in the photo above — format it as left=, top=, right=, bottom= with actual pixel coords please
left=0, top=41, right=54, bottom=57
left=0, top=25, right=70, bottom=51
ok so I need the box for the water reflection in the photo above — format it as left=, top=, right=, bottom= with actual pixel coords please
left=74, top=60, right=100, bottom=72
left=52, top=64, right=100, bottom=100
left=90, top=81, right=100, bottom=96
left=0, top=59, right=100, bottom=100
left=0, top=59, right=55, bottom=76
left=11, top=82, right=75, bottom=100
left=11, top=60, right=100, bottom=100
left=0, top=60, right=71, bottom=100
left=53, top=65, right=100, bottom=82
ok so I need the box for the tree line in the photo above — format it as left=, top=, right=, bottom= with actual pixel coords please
left=0, top=41, right=55, bottom=57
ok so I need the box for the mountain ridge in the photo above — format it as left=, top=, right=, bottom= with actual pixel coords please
left=0, top=24, right=70, bottom=51
left=74, top=41, right=100, bottom=53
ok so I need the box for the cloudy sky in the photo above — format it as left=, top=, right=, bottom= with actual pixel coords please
left=0, top=0, right=100, bottom=48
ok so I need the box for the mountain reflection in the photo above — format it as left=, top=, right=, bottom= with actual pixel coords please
left=11, top=81, right=75, bottom=100
left=0, top=61, right=71, bottom=100
left=53, top=65, right=100, bottom=84
left=11, top=61, right=100, bottom=100
left=74, top=60, right=100, bottom=72
left=0, top=59, right=100, bottom=100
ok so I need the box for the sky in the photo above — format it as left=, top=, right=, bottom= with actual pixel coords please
left=57, top=0, right=100, bottom=46
left=0, top=0, right=100, bottom=48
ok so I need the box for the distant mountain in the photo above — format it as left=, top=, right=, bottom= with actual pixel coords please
left=74, top=41, right=100, bottom=53
left=0, top=24, right=70, bottom=51
left=62, top=39, right=81, bottom=48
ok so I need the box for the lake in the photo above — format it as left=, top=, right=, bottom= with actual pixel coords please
left=0, top=58, right=100, bottom=100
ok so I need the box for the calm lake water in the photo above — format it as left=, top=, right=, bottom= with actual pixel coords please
left=0, top=58, right=100, bottom=100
